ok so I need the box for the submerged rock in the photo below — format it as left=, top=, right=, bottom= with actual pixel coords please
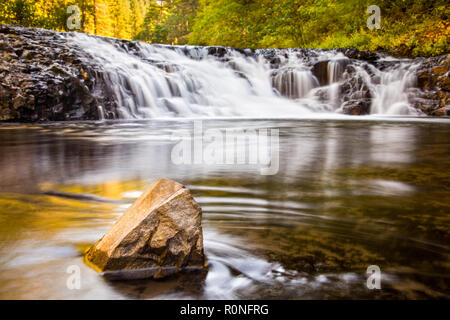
left=85, top=178, right=205, bottom=280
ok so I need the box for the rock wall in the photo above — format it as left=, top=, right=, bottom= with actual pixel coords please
left=85, top=178, right=205, bottom=280
left=0, top=24, right=449, bottom=121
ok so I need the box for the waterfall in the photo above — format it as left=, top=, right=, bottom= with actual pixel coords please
left=67, top=33, right=424, bottom=119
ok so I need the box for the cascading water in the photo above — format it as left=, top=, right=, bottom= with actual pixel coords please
left=326, top=56, right=349, bottom=108
left=67, top=32, right=424, bottom=119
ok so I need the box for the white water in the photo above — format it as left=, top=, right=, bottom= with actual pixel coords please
left=68, top=33, right=423, bottom=119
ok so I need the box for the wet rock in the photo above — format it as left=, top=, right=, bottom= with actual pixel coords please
left=259, top=49, right=283, bottom=68
left=12, top=94, right=27, bottom=109
left=21, top=50, right=33, bottom=60
left=412, top=90, right=441, bottom=114
left=85, top=178, right=205, bottom=280
left=207, top=46, right=228, bottom=58
left=437, top=74, right=450, bottom=91
left=337, top=48, right=380, bottom=62
left=340, top=70, right=372, bottom=101
left=417, top=72, right=434, bottom=90
left=235, top=48, right=254, bottom=57
left=413, top=54, right=450, bottom=115
left=312, top=60, right=328, bottom=86
left=433, top=106, right=450, bottom=116
left=310, top=87, right=329, bottom=101
left=0, top=24, right=118, bottom=122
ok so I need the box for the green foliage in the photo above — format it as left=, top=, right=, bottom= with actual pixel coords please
left=0, top=0, right=36, bottom=26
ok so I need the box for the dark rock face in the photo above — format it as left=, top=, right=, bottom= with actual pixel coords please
left=0, top=24, right=118, bottom=121
left=341, top=99, right=371, bottom=115
left=312, top=61, right=329, bottom=86
left=337, top=48, right=380, bottom=62
left=312, top=58, right=352, bottom=87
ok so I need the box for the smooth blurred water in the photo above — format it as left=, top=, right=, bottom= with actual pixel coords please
left=0, top=117, right=449, bottom=299
left=68, top=33, right=422, bottom=118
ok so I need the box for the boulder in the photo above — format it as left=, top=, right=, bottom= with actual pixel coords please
left=85, top=178, right=205, bottom=280
left=337, top=48, right=379, bottom=62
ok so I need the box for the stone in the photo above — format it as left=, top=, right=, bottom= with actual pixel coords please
left=85, top=178, right=205, bottom=280
left=0, top=24, right=119, bottom=122
left=338, top=48, right=379, bottom=62
left=13, top=93, right=27, bottom=109
left=21, top=50, right=33, bottom=60
left=0, top=24, right=449, bottom=120
left=439, top=91, right=450, bottom=106
left=433, top=106, right=450, bottom=116
left=432, top=66, right=448, bottom=75
left=207, top=46, right=228, bottom=58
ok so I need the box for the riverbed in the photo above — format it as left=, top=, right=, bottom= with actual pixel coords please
left=0, top=117, right=449, bottom=299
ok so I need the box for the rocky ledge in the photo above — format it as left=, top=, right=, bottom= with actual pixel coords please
left=414, top=54, right=450, bottom=116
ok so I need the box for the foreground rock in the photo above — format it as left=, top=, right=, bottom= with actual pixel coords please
left=85, top=178, right=205, bottom=280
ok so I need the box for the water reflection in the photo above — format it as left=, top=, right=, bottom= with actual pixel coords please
left=0, top=119, right=449, bottom=299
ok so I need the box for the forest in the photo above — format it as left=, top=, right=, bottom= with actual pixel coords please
left=0, top=0, right=449, bottom=57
